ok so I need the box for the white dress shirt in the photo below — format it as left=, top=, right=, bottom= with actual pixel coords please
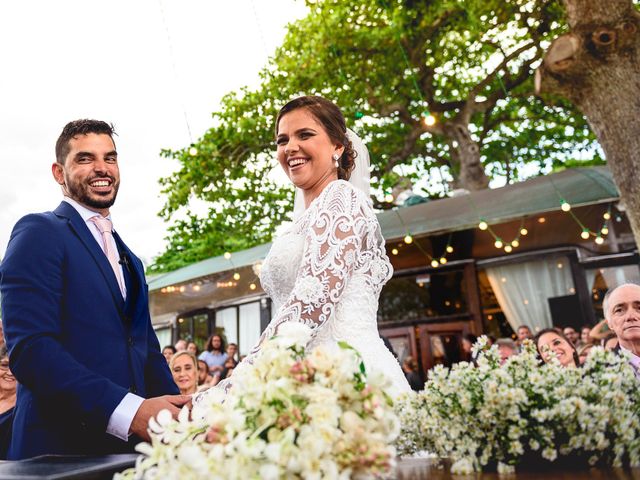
left=619, top=345, right=640, bottom=380
left=63, top=197, right=143, bottom=441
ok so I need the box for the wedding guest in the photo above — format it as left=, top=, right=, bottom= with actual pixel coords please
left=461, top=334, right=477, bottom=362
left=0, top=346, right=16, bottom=459
left=197, top=360, right=214, bottom=387
left=534, top=328, right=579, bottom=368
left=604, top=283, right=640, bottom=378
left=516, top=325, right=532, bottom=350
left=174, top=339, right=187, bottom=352
left=496, top=338, right=517, bottom=365
left=588, top=318, right=612, bottom=342
left=199, top=334, right=227, bottom=376
left=187, top=341, right=199, bottom=357
left=603, top=334, right=619, bottom=351
left=170, top=351, right=198, bottom=396
left=563, top=326, right=579, bottom=346
left=580, top=326, right=592, bottom=346
left=162, top=345, right=176, bottom=363
left=402, top=356, right=424, bottom=391
left=226, top=342, right=238, bottom=362
left=578, top=343, right=594, bottom=365
left=219, top=356, right=238, bottom=382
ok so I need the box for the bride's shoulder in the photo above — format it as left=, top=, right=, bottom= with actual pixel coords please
left=321, top=180, right=371, bottom=210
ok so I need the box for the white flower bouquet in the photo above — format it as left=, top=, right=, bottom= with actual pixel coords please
left=117, top=323, right=400, bottom=479
left=396, top=337, right=640, bottom=474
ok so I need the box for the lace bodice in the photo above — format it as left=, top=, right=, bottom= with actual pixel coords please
left=258, top=180, right=393, bottom=348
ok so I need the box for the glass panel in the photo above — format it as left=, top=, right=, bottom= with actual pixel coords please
left=216, top=307, right=238, bottom=346
left=386, top=336, right=410, bottom=365
left=176, top=316, right=191, bottom=342
left=154, top=327, right=172, bottom=349
left=587, top=264, right=640, bottom=321
left=193, top=313, right=210, bottom=353
left=239, top=302, right=261, bottom=357
left=378, top=270, right=467, bottom=323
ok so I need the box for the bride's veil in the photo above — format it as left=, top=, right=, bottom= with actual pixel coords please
left=292, top=128, right=370, bottom=221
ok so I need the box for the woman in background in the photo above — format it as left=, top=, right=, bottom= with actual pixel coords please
left=534, top=329, right=579, bottom=368
left=170, top=351, right=198, bottom=395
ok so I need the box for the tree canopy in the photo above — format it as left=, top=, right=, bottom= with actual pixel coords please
left=149, top=0, right=602, bottom=273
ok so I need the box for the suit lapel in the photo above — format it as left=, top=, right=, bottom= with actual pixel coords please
left=53, top=202, right=125, bottom=312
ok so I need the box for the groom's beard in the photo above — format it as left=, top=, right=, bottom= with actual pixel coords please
left=64, top=174, right=120, bottom=210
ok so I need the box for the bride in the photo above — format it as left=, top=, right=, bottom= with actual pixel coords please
left=222, top=95, right=410, bottom=396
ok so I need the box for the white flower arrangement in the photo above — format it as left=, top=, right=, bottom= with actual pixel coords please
left=117, top=323, right=400, bottom=479
left=396, top=337, right=640, bottom=474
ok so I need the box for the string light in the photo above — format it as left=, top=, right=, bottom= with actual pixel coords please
left=249, top=283, right=257, bottom=290
left=603, top=212, right=611, bottom=220
left=494, top=239, right=503, bottom=249
left=520, top=228, right=528, bottom=236
left=224, top=252, right=231, bottom=260
left=504, top=245, right=513, bottom=253
left=538, top=217, right=546, bottom=223
left=478, top=220, right=488, bottom=230
left=422, top=112, right=436, bottom=126
left=391, top=248, right=399, bottom=255
left=580, top=229, right=590, bottom=240
left=446, top=245, right=454, bottom=253
left=560, top=200, right=571, bottom=212
left=595, top=236, right=604, bottom=245
left=404, top=234, right=413, bottom=244
left=233, top=272, right=241, bottom=280
left=188, top=146, right=198, bottom=156
left=439, top=257, right=447, bottom=264
left=511, top=239, right=520, bottom=248
left=431, top=259, right=439, bottom=268
left=601, top=226, right=609, bottom=235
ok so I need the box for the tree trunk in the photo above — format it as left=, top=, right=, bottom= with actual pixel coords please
left=444, top=122, right=490, bottom=191
left=536, top=0, right=640, bottom=246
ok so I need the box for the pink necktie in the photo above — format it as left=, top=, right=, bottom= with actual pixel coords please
left=90, top=215, right=126, bottom=297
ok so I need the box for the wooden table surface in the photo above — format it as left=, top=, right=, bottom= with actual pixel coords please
left=395, top=457, right=640, bottom=479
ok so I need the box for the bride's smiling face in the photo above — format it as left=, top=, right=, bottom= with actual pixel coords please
left=276, top=108, right=343, bottom=192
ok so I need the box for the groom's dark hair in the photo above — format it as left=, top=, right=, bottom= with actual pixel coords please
left=276, top=96, right=356, bottom=181
left=55, top=119, right=117, bottom=165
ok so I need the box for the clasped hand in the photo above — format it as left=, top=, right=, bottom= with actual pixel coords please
left=131, top=394, right=192, bottom=441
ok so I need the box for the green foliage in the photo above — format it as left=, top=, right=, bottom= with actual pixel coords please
left=149, top=0, right=602, bottom=273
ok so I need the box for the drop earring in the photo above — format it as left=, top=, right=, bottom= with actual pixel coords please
left=332, top=153, right=340, bottom=168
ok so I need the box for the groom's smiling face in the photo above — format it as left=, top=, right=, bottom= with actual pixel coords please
left=53, top=133, right=120, bottom=216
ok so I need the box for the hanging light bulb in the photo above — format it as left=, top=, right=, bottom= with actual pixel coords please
left=431, top=259, right=439, bottom=268
left=520, top=227, right=528, bottom=236
left=504, top=245, right=513, bottom=253
left=595, top=236, right=604, bottom=245
left=249, top=283, right=257, bottom=290
left=511, top=239, right=520, bottom=248
left=224, top=252, right=231, bottom=260
left=422, top=111, right=436, bottom=126
left=603, top=212, right=611, bottom=220
left=439, top=257, right=447, bottom=264
left=601, top=226, right=609, bottom=235
left=446, top=245, right=454, bottom=253
left=560, top=200, right=571, bottom=212
left=391, top=248, right=399, bottom=255
left=188, top=146, right=198, bottom=156
left=494, top=239, right=503, bottom=249
left=478, top=220, right=488, bottom=230
left=233, top=272, right=241, bottom=281
left=580, top=229, right=590, bottom=240
left=404, top=234, right=413, bottom=244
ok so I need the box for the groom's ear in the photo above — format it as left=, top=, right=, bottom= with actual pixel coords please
left=51, top=162, right=65, bottom=185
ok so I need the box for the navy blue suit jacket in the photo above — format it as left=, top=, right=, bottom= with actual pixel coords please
left=0, top=202, right=178, bottom=459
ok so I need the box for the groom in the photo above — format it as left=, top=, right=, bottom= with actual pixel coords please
left=0, top=120, right=188, bottom=459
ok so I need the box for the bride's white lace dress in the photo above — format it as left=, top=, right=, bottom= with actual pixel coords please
left=250, top=179, right=410, bottom=396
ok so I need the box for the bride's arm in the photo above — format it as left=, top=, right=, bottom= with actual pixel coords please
left=215, top=183, right=370, bottom=390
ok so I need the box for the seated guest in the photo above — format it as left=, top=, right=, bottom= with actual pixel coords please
left=563, top=327, right=579, bottom=346
left=0, top=346, right=15, bottom=459
left=219, top=356, right=238, bottom=382
left=516, top=325, right=532, bottom=351
left=226, top=342, right=238, bottom=362
left=496, top=338, right=517, bottom=365
left=199, top=334, right=228, bottom=377
left=588, top=318, right=612, bottom=342
left=187, top=341, right=199, bottom=357
left=170, top=351, right=198, bottom=395
left=197, top=359, right=215, bottom=387
left=578, top=343, right=594, bottom=365
left=534, top=328, right=579, bottom=368
left=402, top=356, right=424, bottom=391
left=603, top=283, right=640, bottom=378
left=162, top=345, right=176, bottom=363
left=579, top=326, right=593, bottom=348
left=174, top=339, right=187, bottom=352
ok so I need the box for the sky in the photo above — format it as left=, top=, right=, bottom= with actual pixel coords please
left=0, top=0, right=308, bottom=265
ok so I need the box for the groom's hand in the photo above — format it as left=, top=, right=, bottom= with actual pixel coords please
left=131, top=394, right=192, bottom=441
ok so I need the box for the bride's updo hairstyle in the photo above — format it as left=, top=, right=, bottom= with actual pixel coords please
left=276, top=96, right=357, bottom=181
